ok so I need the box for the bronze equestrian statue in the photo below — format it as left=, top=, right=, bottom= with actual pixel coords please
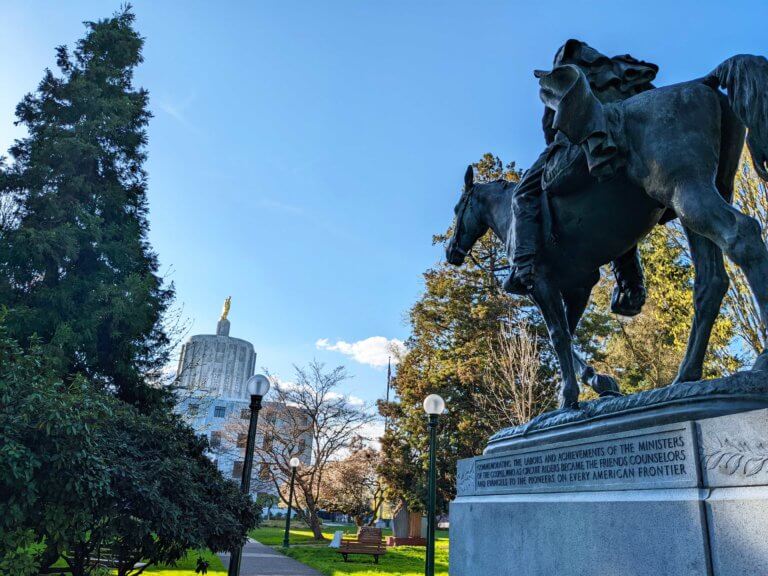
left=446, top=40, right=768, bottom=410
left=505, top=40, right=661, bottom=320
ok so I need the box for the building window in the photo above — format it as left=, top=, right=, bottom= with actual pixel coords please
left=240, top=408, right=250, bottom=419
left=214, top=406, right=226, bottom=418
left=232, top=461, right=244, bottom=478
left=237, top=433, right=247, bottom=448
left=210, top=431, right=222, bottom=449
left=188, top=403, right=200, bottom=416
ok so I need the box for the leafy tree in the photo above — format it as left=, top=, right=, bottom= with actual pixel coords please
left=0, top=6, right=172, bottom=409
left=318, top=442, right=383, bottom=526
left=0, top=323, right=258, bottom=576
left=0, top=9, right=258, bottom=574
left=80, top=406, right=257, bottom=576
left=0, top=326, right=112, bottom=576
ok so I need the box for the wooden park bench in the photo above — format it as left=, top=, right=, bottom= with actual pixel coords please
left=336, top=527, right=387, bottom=564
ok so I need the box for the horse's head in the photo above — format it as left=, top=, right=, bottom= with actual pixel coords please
left=446, top=165, right=490, bottom=266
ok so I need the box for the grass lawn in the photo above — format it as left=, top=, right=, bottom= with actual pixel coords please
left=141, top=550, right=226, bottom=575
left=250, top=520, right=364, bottom=546
left=251, top=522, right=449, bottom=576
left=50, top=550, right=226, bottom=576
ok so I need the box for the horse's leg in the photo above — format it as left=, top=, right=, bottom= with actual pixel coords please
left=563, top=284, right=594, bottom=386
left=563, top=283, right=621, bottom=397
left=532, top=279, right=580, bottom=409
left=671, top=182, right=768, bottom=334
left=674, top=228, right=729, bottom=383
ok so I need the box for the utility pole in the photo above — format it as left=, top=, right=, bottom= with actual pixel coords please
left=384, top=357, right=391, bottom=431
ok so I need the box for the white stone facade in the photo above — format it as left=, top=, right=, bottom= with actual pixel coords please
left=174, top=314, right=311, bottom=497
left=175, top=319, right=257, bottom=400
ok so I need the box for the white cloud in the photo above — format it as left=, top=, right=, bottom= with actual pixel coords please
left=347, top=394, right=366, bottom=407
left=359, top=421, right=386, bottom=450
left=156, top=92, right=200, bottom=134
left=316, top=336, right=406, bottom=368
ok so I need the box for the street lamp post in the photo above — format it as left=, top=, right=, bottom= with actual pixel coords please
left=423, top=394, right=445, bottom=576
left=282, top=457, right=301, bottom=548
left=227, top=374, right=271, bottom=576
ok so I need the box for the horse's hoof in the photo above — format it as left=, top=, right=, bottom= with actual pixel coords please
left=558, top=393, right=580, bottom=410
left=671, top=369, right=702, bottom=385
left=753, top=351, right=768, bottom=372
left=590, top=373, right=621, bottom=397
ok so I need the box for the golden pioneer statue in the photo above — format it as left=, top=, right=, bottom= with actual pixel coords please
left=220, top=296, right=231, bottom=321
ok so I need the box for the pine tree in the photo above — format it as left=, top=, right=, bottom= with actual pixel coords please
left=0, top=7, right=172, bottom=408
left=0, top=10, right=257, bottom=572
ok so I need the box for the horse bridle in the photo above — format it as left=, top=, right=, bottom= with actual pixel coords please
left=451, top=184, right=476, bottom=258
left=450, top=182, right=503, bottom=287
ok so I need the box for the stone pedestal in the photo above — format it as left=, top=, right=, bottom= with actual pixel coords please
left=388, top=508, right=426, bottom=546
left=450, top=374, right=768, bottom=576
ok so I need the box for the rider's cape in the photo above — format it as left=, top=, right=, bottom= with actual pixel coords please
left=540, top=40, right=658, bottom=193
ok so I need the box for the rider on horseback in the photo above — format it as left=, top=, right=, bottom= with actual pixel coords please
left=505, top=39, right=659, bottom=317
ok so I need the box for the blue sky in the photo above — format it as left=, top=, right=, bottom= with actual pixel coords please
left=1, top=1, right=766, bottom=413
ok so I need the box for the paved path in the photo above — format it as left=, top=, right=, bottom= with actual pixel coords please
left=219, top=539, right=322, bottom=576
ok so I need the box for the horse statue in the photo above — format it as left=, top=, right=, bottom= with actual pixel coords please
left=446, top=53, right=768, bottom=410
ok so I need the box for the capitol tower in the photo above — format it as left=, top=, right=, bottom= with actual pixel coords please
left=175, top=296, right=257, bottom=400
left=174, top=298, right=260, bottom=481
left=174, top=298, right=312, bottom=497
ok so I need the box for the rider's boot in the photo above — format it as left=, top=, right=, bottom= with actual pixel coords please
left=503, top=154, right=547, bottom=296
left=504, top=255, right=536, bottom=295
left=610, top=247, right=646, bottom=317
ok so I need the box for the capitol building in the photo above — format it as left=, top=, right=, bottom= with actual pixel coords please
left=174, top=299, right=311, bottom=496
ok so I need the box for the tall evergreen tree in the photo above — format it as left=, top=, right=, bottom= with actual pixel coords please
left=0, top=9, right=258, bottom=573
left=0, top=6, right=172, bottom=408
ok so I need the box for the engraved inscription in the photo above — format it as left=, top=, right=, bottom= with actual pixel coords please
left=473, top=424, right=697, bottom=494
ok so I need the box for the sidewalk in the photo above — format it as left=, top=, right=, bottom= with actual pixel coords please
left=219, top=539, right=322, bottom=576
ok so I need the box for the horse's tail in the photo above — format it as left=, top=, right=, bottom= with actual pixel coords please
left=709, top=54, right=768, bottom=181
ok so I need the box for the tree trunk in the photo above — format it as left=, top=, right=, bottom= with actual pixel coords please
left=66, top=548, right=86, bottom=576
left=308, top=509, right=325, bottom=540
left=302, top=492, right=326, bottom=540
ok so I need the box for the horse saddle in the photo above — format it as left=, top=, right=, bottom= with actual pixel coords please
left=541, top=130, right=677, bottom=224
left=541, top=137, right=590, bottom=193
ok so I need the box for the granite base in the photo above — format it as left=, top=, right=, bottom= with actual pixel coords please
left=450, top=398, right=768, bottom=576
